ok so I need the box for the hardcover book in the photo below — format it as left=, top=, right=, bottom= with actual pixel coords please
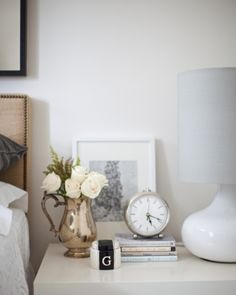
left=121, top=251, right=177, bottom=256
left=121, top=246, right=176, bottom=252
left=121, top=255, right=178, bottom=262
left=115, top=233, right=176, bottom=247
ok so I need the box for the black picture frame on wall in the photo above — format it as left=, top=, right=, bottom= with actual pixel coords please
left=0, top=0, right=27, bottom=76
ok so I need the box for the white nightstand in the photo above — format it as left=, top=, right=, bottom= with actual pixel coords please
left=34, top=243, right=236, bottom=295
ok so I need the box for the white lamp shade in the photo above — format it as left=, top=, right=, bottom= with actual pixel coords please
left=178, top=68, right=236, bottom=184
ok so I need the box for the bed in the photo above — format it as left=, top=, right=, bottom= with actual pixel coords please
left=0, top=94, right=32, bottom=295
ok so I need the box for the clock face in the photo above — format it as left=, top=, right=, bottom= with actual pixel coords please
left=125, top=192, right=170, bottom=237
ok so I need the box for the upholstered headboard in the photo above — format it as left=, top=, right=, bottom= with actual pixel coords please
left=0, top=94, right=31, bottom=190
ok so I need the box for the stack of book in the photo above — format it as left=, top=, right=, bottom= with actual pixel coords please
left=115, top=233, right=177, bottom=262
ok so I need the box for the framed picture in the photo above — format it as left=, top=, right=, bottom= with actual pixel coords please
left=72, top=138, right=156, bottom=222
left=0, top=0, right=27, bottom=76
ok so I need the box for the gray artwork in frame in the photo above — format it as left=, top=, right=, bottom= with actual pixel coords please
left=89, top=160, right=138, bottom=221
left=72, top=137, right=156, bottom=222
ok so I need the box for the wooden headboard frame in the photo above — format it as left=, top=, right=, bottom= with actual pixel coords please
left=0, top=94, right=31, bottom=191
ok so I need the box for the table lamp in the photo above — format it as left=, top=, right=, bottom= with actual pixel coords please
left=178, top=67, right=236, bottom=262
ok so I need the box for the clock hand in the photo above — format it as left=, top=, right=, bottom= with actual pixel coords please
left=146, top=200, right=150, bottom=218
left=148, top=214, right=162, bottom=222
left=146, top=213, right=154, bottom=226
left=147, top=198, right=150, bottom=213
left=146, top=215, right=152, bottom=225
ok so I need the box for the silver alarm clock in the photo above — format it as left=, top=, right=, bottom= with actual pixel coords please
left=124, top=191, right=170, bottom=237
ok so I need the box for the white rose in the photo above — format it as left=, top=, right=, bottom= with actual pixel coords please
left=41, top=172, right=61, bottom=193
left=65, top=178, right=81, bottom=199
left=89, top=172, right=108, bottom=188
left=81, top=173, right=108, bottom=199
left=71, top=166, right=88, bottom=183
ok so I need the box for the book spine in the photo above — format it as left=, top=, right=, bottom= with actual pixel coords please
left=121, top=246, right=175, bottom=252
left=121, top=251, right=177, bottom=257
left=119, top=242, right=175, bottom=247
left=121, top=255, right=178, bottom=262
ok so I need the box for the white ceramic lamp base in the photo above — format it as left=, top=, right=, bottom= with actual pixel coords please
left=182, top=184, right=236, bottom=262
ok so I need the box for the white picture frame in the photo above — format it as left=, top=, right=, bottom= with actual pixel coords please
left=72, top=137, right=156, bottom=222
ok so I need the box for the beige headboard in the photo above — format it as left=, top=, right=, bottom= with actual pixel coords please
left=0, top=94, right=31, bottom=191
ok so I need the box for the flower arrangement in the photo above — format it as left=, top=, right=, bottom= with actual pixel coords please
left=42, top=147, right=108, bottom=199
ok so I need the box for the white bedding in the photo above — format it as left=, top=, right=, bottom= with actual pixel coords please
left=0, top=209, right=31, bottom=295
left=0, top=205, right=12, bottom=236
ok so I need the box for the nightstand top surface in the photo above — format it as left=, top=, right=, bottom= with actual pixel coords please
left=34, top=243, right=236, bottom=284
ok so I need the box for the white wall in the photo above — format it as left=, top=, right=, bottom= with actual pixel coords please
left=1, top=0, right=236, bottom=271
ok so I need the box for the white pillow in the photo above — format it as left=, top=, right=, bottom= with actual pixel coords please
left=0, top=205, right=12, bottom=236
left=0, top=182, right=28, bottom=211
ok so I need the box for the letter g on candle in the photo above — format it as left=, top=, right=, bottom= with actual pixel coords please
left=102, top=256, right=112, bottom=266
